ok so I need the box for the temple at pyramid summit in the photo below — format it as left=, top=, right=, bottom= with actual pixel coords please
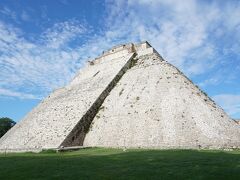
left=0, top=41, right=239, bottom=152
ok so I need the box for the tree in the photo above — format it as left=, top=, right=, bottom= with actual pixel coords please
left=0, top=117, right=16, bottom=138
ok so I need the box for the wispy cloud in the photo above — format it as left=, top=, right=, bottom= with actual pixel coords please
left=101, top=0, right=240, bottom=79
left=199, top=77, right=220, bottom=87
left=42, top=20, right=86, bottom=49
left=0, top=0, right=240, bottom=108
left=213, top=94, right=240, bottom=118
left=0, top=6, right=17, bottom=21
left=0, top=20, right=87, bottom=99
left=20, top=10, right=30, bottom=21
left=0, top=88, right=40, bottom=99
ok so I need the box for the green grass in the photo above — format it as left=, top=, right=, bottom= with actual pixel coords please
left=0, top=148, right=240, bottom=180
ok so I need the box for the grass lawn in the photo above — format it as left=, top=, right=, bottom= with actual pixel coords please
left=0, top=148, right=240, bottom=180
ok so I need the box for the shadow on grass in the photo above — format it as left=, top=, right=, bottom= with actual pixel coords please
left=0, top=148, right=239, bottom=180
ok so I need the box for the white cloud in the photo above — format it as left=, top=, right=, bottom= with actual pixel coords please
left=213, top=94, right=240, bottom=118
left=59, top=0, right=69, bottom=5
left=199, top=77, right=220, bottom=87
left=21, top=11, right=30, bottom=21
left=0, top=88, right=39, bottom=99
left=0, top=0, right=240, bottom=103
left=0, top=20, right=87, bottom=98
left=103, top=0, right=240, bottom=76
left=42, top=20, right=86, bottom=49
left=103, top=0, right=212, bottom=72
left=0, top=7, right=17, bottom=21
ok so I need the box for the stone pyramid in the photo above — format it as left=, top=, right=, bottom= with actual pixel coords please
left=0, top=42, right=239, bottom=152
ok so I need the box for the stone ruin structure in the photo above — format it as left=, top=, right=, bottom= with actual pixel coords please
left=0, top=41, right=239, bottom=152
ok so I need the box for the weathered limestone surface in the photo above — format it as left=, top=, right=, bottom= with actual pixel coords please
left=84, top=52, right=240, bottom=149
left=0, top=41, right=239, bottom=152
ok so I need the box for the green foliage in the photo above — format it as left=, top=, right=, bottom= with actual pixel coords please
left=40, top=149, right=57, bottom=154
left=0, top=117, right=16, bottom=138
left=0, top=148, right=239, bottom=179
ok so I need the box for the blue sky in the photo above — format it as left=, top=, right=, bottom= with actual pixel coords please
left=0, top=0, right=240, bottom=122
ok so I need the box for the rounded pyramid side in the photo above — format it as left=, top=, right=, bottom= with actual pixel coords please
left=84, top=52, right=240, bottom=149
